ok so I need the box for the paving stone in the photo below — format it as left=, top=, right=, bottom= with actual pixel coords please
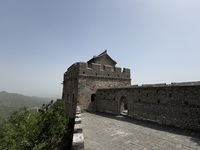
left=82, top=112, right=200, bottom=150
left=176, top=144, right=183, bottom=149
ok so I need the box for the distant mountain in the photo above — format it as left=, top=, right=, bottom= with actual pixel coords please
left=0, top=91, right=51, bottom=119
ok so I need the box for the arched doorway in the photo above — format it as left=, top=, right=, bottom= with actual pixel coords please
left=120, top=96, right=128, bottom=115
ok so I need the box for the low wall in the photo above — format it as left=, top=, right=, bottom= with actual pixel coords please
left=71, top=106, right=84, bottom=150
left=94, top=82, right=200, bottom=131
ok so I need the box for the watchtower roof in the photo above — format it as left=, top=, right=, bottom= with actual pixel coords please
left=87, top=50, right=117, bottom=65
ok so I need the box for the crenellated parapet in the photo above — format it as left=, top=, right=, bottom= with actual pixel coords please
left=63, top=63, right=79, bottom=81
left=138, top=81, right=200, bottom=88
left=77, top=62, right=130, bottom=79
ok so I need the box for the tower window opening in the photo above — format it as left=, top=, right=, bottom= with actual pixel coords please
left=91, top=94, right=96, bottom=102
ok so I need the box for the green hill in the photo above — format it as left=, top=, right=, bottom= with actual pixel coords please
left=0, top=91, right=51, bottom=119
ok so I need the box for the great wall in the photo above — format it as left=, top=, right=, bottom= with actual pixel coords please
left=62, top=50, right=200, bottom=134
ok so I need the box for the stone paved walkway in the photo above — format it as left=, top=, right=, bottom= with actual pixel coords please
left=82, top=112, right=200, bottom=150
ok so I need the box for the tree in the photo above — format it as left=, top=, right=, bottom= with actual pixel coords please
left=0, top=100, right=69, bottom=150
left=36, top=100, right=69, bottom=149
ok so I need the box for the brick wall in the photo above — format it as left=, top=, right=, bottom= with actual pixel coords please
left=94, top=82, right=200, bottom=131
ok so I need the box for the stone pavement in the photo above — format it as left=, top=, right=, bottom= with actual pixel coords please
left=82, top=112, right=200, bottom=150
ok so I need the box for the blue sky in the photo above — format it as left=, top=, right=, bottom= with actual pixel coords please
left=0, top=0, right=200, bottom=98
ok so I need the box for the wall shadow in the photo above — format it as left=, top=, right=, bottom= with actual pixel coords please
left=86, top=111, right=200, bottom=146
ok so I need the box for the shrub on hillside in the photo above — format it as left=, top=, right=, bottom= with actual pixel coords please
left=0, top=100, right=69, bottom=150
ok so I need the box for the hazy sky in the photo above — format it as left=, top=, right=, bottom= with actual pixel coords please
left=0, top=0, right=200, bottom=98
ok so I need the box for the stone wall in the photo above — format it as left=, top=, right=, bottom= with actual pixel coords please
left=72, top=106, right=84, bottom=150
left=62, top=63, right=79, bottom=118
left=94, top=82, right=200, bottom=131
left=62, top=62, right=131, bottom=117
left=77, top=76, right=130, bottom=110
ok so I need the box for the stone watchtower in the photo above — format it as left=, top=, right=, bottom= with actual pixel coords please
left=62, top=50, right=131, bottom=118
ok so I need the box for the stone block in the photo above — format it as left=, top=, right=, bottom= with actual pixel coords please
left=123, top=68, right=130, bottom=73
left=75, top=118, right=82, bottom=124
left=76, top=110, right=81, bottom=114
left=76, top=106, right=81, bottom=114
left=76, top=114, right=81, bottom=118
left=72, top=133, right=84, bottom=150
left=74, top=123, right=83, bottom=133
left=76, top=106, right=81, bottom=110
left=115, top=67, right=121, bottom=73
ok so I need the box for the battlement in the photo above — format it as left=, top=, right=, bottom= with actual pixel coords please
left=77, top=62, right=130, bottom=79
left=63, top=63, right=79, bottom=80
left=97, top=81, right=200, bottom=91
left=140, top=81, right=200, bottom=87
left=170, top=81, right=200, bottom=86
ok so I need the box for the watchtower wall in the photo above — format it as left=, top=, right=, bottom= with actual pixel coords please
left=62, top=63, right=79, bottom=118
left=76, top=62, right=131, bottom=110
left=62, top=62, right=131, bottom=118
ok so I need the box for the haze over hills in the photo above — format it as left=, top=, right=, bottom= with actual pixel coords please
left=0, top=91, right=51, bottom=119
